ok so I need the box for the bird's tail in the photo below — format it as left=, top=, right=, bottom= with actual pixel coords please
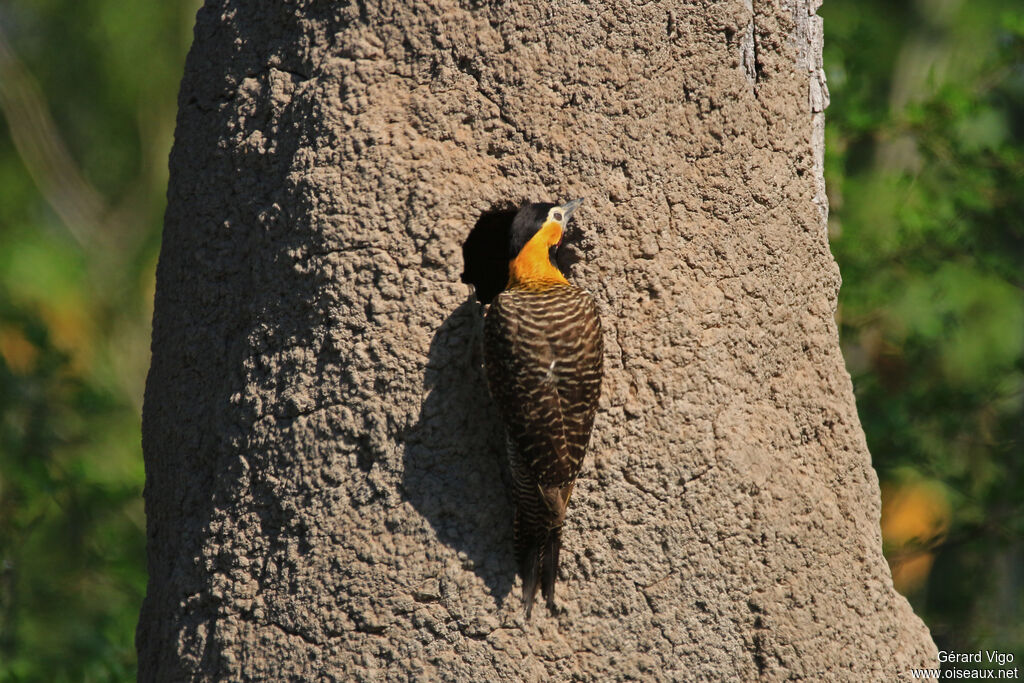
left=540, top=525, right=562, bottom=612
left=515, top=500, right=565, bottom=618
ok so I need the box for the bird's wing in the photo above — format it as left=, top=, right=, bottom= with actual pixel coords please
left=484, top=292, right=576, bottom=488
left=550, top=292, right=603, bottom=469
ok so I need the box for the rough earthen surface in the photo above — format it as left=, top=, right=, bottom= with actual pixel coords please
left=139, top=0, right=938, bottom=679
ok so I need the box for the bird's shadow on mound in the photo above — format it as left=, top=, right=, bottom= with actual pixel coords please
left=401, top=296, right=515, bottom=604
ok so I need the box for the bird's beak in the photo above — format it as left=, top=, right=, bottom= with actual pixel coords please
left=558, top=198, right=584, bottom=225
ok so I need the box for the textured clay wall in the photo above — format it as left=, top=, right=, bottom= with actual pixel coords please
left=139, top=0, right=938, bottom=679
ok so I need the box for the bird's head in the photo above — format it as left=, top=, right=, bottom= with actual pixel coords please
left=461, top=198, right=584, bottom=303
left=506, top=199, right=584, bottom=287
left=508, top=199, right=584, bottom=263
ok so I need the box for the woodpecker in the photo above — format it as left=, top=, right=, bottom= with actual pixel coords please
left=463, top=199, right=603, bottom=618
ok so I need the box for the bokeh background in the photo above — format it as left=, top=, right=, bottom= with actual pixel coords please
left=0, top=0, right=1020, bottom=678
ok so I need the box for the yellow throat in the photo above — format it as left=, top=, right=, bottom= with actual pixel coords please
left=507, top=219, right=569, bottom=288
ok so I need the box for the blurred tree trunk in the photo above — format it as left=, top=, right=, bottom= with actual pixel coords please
left=138, top=0, right=938, bottom=679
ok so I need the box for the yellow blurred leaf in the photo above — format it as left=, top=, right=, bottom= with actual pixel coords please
left=881, top=480, right=952, bottom=593
left=0, top=324, right=38, bottom=373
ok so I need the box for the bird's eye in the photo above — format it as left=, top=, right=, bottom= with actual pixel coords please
left=552, top=211, right=563, bottom=222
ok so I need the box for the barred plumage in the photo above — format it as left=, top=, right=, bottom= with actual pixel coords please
left=476, top=200, right=604, bottom=618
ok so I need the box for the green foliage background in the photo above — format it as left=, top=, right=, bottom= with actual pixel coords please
left=0, top=0, right=1019, bottom=678
left=823, top=0, right=1023, bottom=662
left=0, top=0, right=198, bottom=679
